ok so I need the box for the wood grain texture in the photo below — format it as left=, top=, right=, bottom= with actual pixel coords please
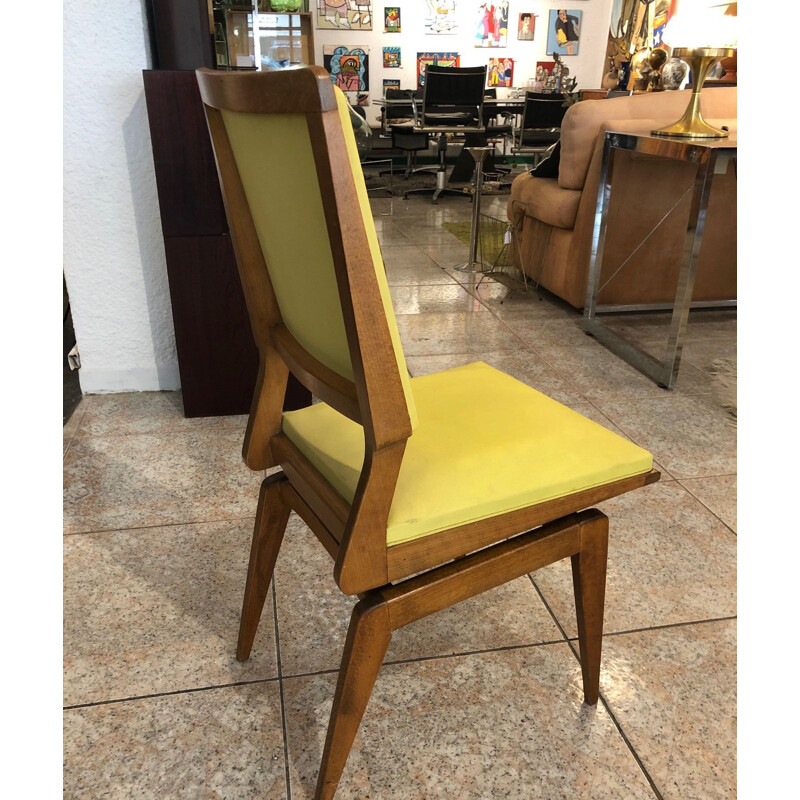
left=237, top=473, right=290, bottom=661
left=281, top=483, right=342, bottom=560
left=197, top=66, right=337, bottom=114
left=160, top=235, right=258, bottom=418
left=143, top=70, right=228, bottom=238
left=306, top=109, right=412, bottom=452
left=315, top=596, right=392, bottom=800
left=271, top=434, right=350, bottom=540
left=382, top=513, right=583, bottom=630
left=271, top=324, right=360, bottom=423
left=386, top=468, right=660, bottom=581
left=333, top=443, right=406, bottom=595
left=571, top=511, right=609, bottom=705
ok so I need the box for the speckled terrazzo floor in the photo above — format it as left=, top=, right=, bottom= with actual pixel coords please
left=63, top=194, right=736, bottom=799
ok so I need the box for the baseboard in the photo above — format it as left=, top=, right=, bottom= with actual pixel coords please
left=78, top=365, right=182, bottom=394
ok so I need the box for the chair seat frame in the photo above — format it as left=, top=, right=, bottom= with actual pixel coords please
left=196, top=66, right=659, bottom=800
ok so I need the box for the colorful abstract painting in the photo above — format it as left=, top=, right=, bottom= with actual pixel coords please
left=323, top=45, right=369, bottom=93
left=416, top=51, right=460, bottom=88
left=384, top=6, right=401, bottom=32
left=487, top=57, right=513, bottom=88
left=475, top=1, right=509, bottom=47
left=317, top=1, right=373, bottom=31
left=383, top=78, right=401, bottom=95
left=383, top=47, right=401, bottom=68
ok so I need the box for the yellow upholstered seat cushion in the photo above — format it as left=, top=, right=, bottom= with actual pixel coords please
left=282, top=362, right=652, bottom=547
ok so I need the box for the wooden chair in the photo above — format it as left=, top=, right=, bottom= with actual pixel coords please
left=196, top=66, right=659, bottom=800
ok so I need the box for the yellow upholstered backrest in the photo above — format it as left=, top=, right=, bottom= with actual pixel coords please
left=220, top=86, right=418, bottom=428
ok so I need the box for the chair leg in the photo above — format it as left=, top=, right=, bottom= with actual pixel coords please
left=570, top=511, right=609, bottom=705
left=315, top=595, right=392, bottom=800
left=236, top=473, right=290, bottom=662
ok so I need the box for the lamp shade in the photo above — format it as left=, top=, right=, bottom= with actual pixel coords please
left=662, top=0, right=737, bottom=48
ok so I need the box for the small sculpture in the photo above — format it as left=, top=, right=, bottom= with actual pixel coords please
left=647, top=48, right=668, bottom=91
left=630, top=48, right=651, bottom=93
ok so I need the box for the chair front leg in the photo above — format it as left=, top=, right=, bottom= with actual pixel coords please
left=237, top=472, right=290, bottom=662
left=570, top=510, right=609, bottom=705
left=315, top=595, right=392, bottom=800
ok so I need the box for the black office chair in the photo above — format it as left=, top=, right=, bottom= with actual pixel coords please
left=405, top=65, right=487, bottom=203
left=482, top=87, right=514, bottom=172
left=380, top=90, right=428, bottom=181
left=381, top=90, right=434, bottom=181
left=513, top=92, right=569, bottom=166
left=389, top=124, right=432, bottom=179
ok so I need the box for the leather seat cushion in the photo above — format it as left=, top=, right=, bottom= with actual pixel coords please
left=282, top=362, right=652, bottom=547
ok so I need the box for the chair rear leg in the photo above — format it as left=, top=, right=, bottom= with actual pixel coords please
left=315, top=596, right=392, bottom=800
left=237, top=473, right=291, bottom=662
left=570, top=510, right=609, bottom=705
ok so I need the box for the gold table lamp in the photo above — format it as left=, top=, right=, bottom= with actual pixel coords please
left=652, top=47, right=735, bottom=139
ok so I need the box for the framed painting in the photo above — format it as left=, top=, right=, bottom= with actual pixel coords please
left=517, top=12, right=534, bottom=40
left=384, top=6, right=401, bottom=32
left=323, top=45, right=370, bottom=93
left=547, top=9, right=582, bottom=56
left=416, top=51, right=460, bottom=88
left=476, top=1, right=509, bottom=48
left=383, top=78, right=401, bottom=95
left=383, top=47, right=401, bottom=68
left=317, top=1, right=373, bottom=31
left=487, top=57, right=513, bottom=88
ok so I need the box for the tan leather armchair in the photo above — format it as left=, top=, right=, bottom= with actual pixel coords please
left=507, top=88, right=737, bottom=308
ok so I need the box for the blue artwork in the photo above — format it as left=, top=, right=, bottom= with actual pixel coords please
left=323, top=45, right=369, bottom=92
left=546, top=9, right=582, bottom=56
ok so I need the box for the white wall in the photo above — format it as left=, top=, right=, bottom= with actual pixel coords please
left=63, top=1, right=179, bottom=393
left=313, top=1, right=614, bottom=127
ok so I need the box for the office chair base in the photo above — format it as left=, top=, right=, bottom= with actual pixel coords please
left=402, top=168, right=468, bottom=204
left=453, top=260, right=491, bottom=273
left=403, top=186, right=469, bottom=204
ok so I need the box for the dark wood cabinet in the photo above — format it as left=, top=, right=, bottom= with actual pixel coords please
left=147, top=0, right=216, bottom=72
left=160, top=235, right=257, bottom=418
left=143, top=69, right=310, bottom=417
left=144, top=69, right=228, bottom=238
